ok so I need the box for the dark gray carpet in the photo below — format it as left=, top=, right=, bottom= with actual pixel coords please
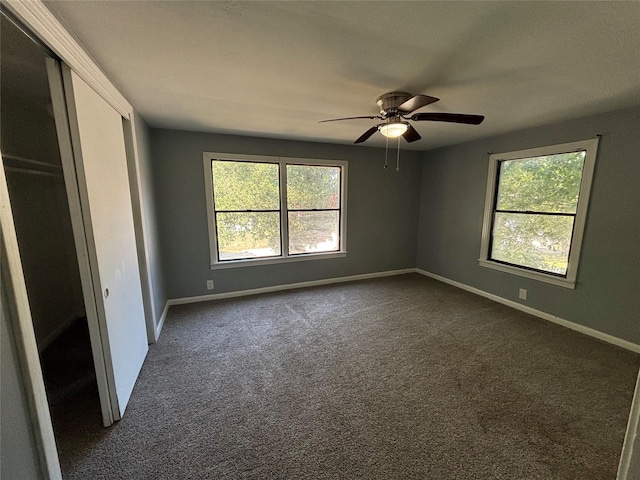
left=52, top=274, right=639, bottom=479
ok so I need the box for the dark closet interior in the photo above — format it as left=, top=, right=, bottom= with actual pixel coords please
left=1, top=12, right=99, bottom=436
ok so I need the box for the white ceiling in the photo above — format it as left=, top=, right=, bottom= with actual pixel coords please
left=44, top=1, right=640, bottom=150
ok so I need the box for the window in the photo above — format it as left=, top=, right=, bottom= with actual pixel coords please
left=479, top=138, right=598, bottom=288
left=204, top=152, right=347, bottom=268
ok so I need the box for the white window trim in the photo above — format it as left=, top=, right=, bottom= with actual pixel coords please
left=478, top=138, right=599, bottom=289
left=203, top=152, right=348, bottom=269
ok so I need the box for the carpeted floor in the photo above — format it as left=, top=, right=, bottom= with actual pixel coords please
left=51, top=274, right=639, bottom=479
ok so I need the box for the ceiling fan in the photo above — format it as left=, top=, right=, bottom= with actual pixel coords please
left=320, top=91, right=485, bottom=144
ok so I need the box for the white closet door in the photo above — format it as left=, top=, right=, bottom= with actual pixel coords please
left=62, top=66, right=148, bottom=419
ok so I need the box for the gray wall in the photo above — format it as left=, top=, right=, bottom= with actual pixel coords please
left=151, top=129, right=422, bottom=299
left=416, top=105, right=640, bottom=344
left=133, top=112, right=166, bottom=331
left=1, top=281, right=43, bottom=479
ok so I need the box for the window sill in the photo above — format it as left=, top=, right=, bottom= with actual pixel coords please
left=478, top=259, right=576, bottom=289
left=211, top=251, right=347, bottom=270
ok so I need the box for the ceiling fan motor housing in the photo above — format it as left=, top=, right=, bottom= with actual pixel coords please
left=376, top=92, right=413, bottom=117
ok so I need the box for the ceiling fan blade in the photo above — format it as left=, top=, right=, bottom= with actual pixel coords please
left=410, top=112, right=485, bottom=125
left=354, top=126, right=379, bottom=144
left=403, top=124, right=421, bottom=143
left=319, top=115, right=381, bottom=123
left=397, top=95, right=440, bottom=114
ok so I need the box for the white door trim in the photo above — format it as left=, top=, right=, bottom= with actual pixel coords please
left=123, top=115, right=158, bottom=343
left=618, top=370, right=640, bottom=479
left=2, top=0, right=131, bottom=118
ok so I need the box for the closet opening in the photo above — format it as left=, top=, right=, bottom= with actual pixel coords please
left=1, top=8, right=102, bottom=455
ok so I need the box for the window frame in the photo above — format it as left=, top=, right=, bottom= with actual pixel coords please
left=203, top=152, right=348, bottom=269
left=478, top=138, right=599, bottom=288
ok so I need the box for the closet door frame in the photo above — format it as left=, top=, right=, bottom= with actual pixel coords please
left=3, top=0, right=156, bottom=344
left=1, top=1, right=157, bottom=477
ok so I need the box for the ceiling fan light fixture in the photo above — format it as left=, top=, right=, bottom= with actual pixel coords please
left=379, top=122, right=408, bottom=138
left=320, top=92, right=483, bottom=146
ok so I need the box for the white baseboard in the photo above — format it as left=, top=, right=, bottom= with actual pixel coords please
left=158, top=267, right=639, bottom=354
left=155, top=302, right=170, bottom=341
left=160, top=269, right=415, bottom=328
left=415, top=268, right=640, bottom=353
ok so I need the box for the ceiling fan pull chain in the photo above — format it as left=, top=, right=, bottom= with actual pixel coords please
left=396, top=137, right=400, bottom=171
left=384, top=135, right=389, bottom=169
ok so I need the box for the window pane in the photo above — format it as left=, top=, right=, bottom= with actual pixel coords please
left=212, top=161, right=279, bottom=211
left=287, top=165, right=340, bottom=210
left=496, top=151, right=585, bottom=214
left=288, top=211, right=339, bottom=254
left=216, top=212, right=280, bottom=260
left=491, top=212, right=575, bottom=275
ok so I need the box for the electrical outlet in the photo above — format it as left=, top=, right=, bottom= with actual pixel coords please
left=206, top=280, right=214, bottom=290
left=519, top=288, right=527, bottom=300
